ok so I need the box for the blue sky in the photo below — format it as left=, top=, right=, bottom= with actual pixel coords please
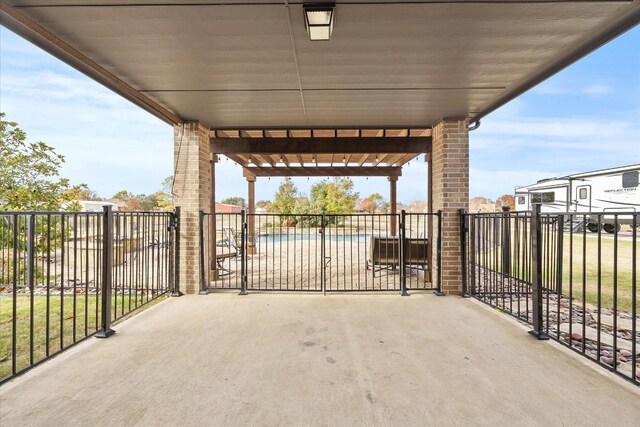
left=1, top=25, right=638, bottom=204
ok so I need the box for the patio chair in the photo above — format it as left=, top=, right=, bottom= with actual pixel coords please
left=365, top=237, right=430, bottom=278
left=213, top=228, right=238, bottom=276
left=404, top=238, right=430, bottom=273
left=366, top=237, right=401, bottom=278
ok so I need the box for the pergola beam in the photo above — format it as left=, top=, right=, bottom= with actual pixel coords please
left=243, top=167, right=402, bottom=179
left=211, top=137, right=430, bottom=155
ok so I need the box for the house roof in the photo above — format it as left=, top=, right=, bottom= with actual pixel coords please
left=2, top=1, right=639, bottom=128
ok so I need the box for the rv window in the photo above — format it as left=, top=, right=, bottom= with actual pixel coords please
left=517, top=196, right=525, bottom=205
left=579, top=188, right=587, bottom=199
left=530, top=192, right=554, bottom=204
left=622, top=171, right=639, bottom=188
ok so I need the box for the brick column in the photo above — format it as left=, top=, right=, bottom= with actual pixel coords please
left=173, top=122, right=211, bottom=294
left=431, top=119, right=469, bottom=295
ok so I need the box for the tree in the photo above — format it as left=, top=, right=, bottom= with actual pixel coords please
left=356, top=193, right=386, bottom=213
left=161, top=176, right=173, bottom=195
left=135, top=193, right=159, bottom=211
left=112, top=190, right=134, bottom=201
left=153, top=191, right=173, bottom=211
left=256, top=200, right=271, bottom=212
left=122, top=198, right=142, bottom=211
left=221, top=197, right=247, bottom=208
left=356, top=198, right=377, bottom=213
left=495, top=194, right=516, bottom=211
left=61, top=186, right=100, bottom=201
left=0, top=113, right=84, bottom=211
left=310, top=178, right=359, bottom=216
left=271, top=178, right=298, bottom=215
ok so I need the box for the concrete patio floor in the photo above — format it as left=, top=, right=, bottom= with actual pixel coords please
left=1, top=293, right=639, bottom=426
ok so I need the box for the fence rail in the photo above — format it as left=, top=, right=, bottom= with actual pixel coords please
left=462, top=206, right=639, bottom=385
left=201, top=211, right=441, bottom=294
left=0, top=207, right=179, bottom=384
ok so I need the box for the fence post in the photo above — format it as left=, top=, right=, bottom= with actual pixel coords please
left=27, top=215, right=36, bottom=364
left=434, top=210, right=444, bottom=296
left=529, top=204, right=549, bottom=340
left=400, top=210, right=408, bottom=296
left=198, top=210, right=208, bottom=295
left=501, top=206, right=511, bottom=277
left=239, top=210, right=248, bottom=295
left=96, top=205, right=115, bottom=338
left=556, top=214, right=564, bottom=296
left=459, top=209, right=470, bottom=298
left=321, top=213, right=326, bottom=296
left=171, top=207, right=183, bottom=297
left=469, top=213, right=476, bottom=295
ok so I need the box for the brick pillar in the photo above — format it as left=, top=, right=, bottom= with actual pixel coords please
left=173, top=122, right=211, bottom=294
left=431, top=119, right=469, bottom=295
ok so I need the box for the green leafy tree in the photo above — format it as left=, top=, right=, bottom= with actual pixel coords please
left=271, top=178, right=298, bottom=215
left=310, top=177, right=358, bottom=216
left=64, top=201, right=83, bottom=212
left=0, top=113, right=84, bottom=211
left=61, top=187, right=100, bottom=201
left=221, top=197, right=247, bottom=208
left=0, top=114, right=81, bottom=281
left=292, top=195, right=322, bottom=226
left=135, top=193, right=159, bottom=211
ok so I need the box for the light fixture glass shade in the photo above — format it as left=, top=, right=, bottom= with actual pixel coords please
left=306, top=10, right=332, bottom=25
left=309, top=26, right=330, bottom=41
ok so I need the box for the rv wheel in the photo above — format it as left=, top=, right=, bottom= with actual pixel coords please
left=586, top=223, right=599, bottom=233
left=603, top=224, right=620, bottom=234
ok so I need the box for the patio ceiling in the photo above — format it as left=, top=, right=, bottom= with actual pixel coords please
left=2, top=1, right=639, bottom=129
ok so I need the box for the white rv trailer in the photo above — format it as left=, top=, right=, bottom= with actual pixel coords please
left=514, top=164, right=640, bottom=233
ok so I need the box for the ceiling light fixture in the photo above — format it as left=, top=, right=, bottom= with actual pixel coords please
left=303, top=3, right=335, bottom=41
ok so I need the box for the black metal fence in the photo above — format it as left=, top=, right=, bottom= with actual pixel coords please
left=462, top=206, right=638, bottom=385
left=0, top=207, right=179, bottom=384
left=200, top=210, right=441, bottom=294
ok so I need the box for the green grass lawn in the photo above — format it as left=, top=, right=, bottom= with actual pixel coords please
left=0, top=293, right=167, bottom=381
left=477, top=233, right=638, bottom=312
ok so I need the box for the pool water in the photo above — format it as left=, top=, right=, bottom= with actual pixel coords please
left=256, top=233, right=369, bottom=243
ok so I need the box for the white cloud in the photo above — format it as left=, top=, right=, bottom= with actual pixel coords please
left=583, top=83, right=614, bottom=95
left=531, top=81, right=615, bottom=96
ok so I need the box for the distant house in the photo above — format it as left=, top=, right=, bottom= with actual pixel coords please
left=215, top=203, right=242, bottom=213
left=469, top=197, right=495, bottom=213
left=61, top=200, right=119, bottom=212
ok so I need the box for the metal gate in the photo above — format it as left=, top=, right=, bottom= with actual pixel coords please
left=200, top=211, right=441, bottom=294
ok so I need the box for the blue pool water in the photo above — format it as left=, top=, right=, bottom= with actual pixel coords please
left=256, top=233, right=369, bottom=243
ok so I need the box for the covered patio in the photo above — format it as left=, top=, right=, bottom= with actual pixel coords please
left=4, top=0, right=639, bottom=295
left=1, top=293, right=639, bottom=425
left=1, top=0, right=639, bottom=417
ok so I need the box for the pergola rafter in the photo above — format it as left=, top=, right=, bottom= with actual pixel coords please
left=243, top=166, right=402, bottom=180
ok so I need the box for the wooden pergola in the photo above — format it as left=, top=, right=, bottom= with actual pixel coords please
left=209, top=128, right=432, bottom=258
